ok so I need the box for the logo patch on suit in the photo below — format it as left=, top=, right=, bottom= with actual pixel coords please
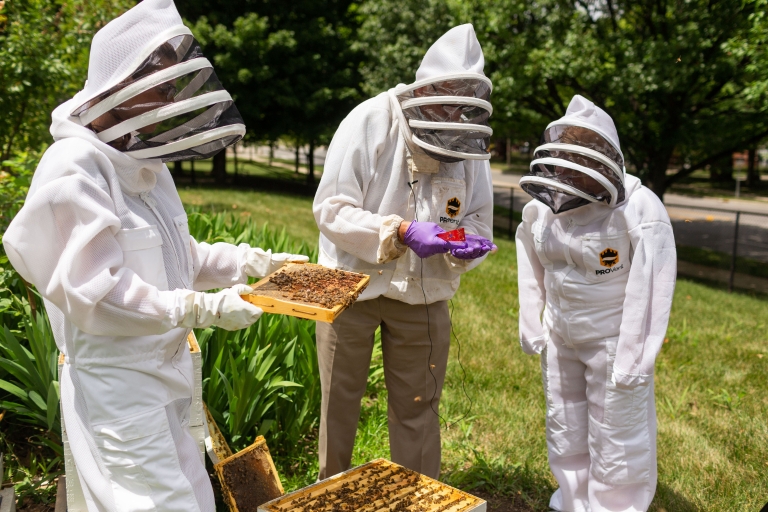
left=446, top=197, right=461, bottom=218
left=599, top=248, right=619, bottom=268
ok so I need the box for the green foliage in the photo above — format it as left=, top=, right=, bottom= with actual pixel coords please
left=354, top=0, right=457, bottom=96
left=197, top=316, right=319, bottom=451
left=358, top=0, right=768, bottom=198
left=0, top=315, right=60, bottom=436
left=0, top=150, right=37, bottom=233
left=0, top=0, right=133, bottom=165
left=180, top=0, right=364, bottom=183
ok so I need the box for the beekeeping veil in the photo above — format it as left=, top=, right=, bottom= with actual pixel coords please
left=390, top=24, right=493, bottom=162
left=520, top=95, right=626, bottom=214
left=69, top=0, right=245, bottom=162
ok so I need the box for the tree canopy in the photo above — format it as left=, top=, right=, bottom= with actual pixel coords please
left=178, top=0, right=364, bottom=183
left=2, top=0, right=767, bottom=196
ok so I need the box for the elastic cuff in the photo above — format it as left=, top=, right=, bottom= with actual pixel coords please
left=612, top=366, right=653, bottom=388
left=520, top=335, right=546, bottom=355
left=377, top=214, right=407, bottom=264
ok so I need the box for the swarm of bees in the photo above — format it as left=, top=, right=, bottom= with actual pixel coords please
left=270, top=266, right=364, bottom=309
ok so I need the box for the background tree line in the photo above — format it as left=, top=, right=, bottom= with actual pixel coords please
left=2, top=0, right=767, bottom=197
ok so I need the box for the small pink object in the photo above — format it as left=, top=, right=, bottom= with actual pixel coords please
left=436, top=228, right=465, bottom=242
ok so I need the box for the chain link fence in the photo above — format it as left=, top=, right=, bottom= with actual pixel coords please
left=492, top=184, right=768, bottom=293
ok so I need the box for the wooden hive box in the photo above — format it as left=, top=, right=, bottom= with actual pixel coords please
left=214, top=436, right=284, bottom=512
left=257, top=459, right=486, bottom=512
left=240, top=262, right=370, bottom=323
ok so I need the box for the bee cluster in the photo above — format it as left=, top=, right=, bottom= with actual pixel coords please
left=270, top=266, right=364, bottom=309
left=266, top=462, right=480, bottom=512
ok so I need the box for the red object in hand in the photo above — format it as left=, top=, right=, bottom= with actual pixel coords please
left=436, top=228, right=466, bottom=242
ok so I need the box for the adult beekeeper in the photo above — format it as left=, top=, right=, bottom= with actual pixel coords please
left=516, top=95, right=677, bottom=512
left=313, top=24, right=495, bottom=481
left=2, top=1, right=307, bottom=510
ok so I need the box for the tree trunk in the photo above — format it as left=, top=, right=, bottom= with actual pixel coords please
left=307, top=139, right=315, bottom=185
left=709, top=153, right=734, bottom=185
left=746, top=146, right=760, bottom=188
left=173, top=160, right=183, bottom=176
left=212, top=150, right=227, bottom=184
left=295, top=143, right=300, bottom=173
left=269, top=142, right=274, bottom=167
left=646, top=156, right=671, bottom=201
left=506, top=138, right=511, bottom=166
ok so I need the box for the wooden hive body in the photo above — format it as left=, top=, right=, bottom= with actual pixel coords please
left=258, top=459, right=486, bottom=512
left=241, top=263, right=370, bottom=323
left=214, top=436, right=284, bottom=512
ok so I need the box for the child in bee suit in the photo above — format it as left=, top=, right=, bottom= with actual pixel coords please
left=515, top=95, right=677, bottom=512
left=313, top=24, right=496, bottom=480
left=2, top=1, right=307, bottom=510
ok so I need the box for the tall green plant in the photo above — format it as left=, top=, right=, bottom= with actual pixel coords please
left=0, top=309, right=61, bottom=442
left=187, top=210, right=324, bottom=455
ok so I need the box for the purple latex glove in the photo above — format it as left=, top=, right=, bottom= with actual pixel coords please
left=403, top=221, right=467, bottom=259
left=450, top=234, right=497, bottom=260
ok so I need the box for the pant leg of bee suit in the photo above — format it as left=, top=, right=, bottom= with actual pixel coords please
left=542, top=332, right=657, bottom=512
left=316, top=297, right=450, bottom=480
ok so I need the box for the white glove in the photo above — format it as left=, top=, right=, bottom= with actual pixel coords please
left=177, top=284, right=263, bottom=331
left=244, top=248, right=310, bottom=278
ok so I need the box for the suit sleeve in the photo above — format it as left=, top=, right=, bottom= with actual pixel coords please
left=189, top=238, right=249, bottom=291
left=312, top=106, right=395, bottom=265
left=614, top=190, right=677, bottom=388
left=515, top=205, right=547, bottom=354
left=3, top=172, right=186, bottom=337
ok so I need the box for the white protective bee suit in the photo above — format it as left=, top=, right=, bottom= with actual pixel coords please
left=312, top=24, right=494, bottom=480
left=516, top=96, right=677, bottom=512
left=2, top=1, right=305, bottom=510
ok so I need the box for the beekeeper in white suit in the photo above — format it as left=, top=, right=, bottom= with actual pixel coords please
left=516, top=95, right=677, bottom=512
left=2, top=1, right=307, bottom=510
left=313, top=24, right=495, bottom=481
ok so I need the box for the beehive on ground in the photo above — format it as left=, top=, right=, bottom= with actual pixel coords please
left=240, top=263, right=370, bottom=323
left=214, top=436, right=284, bottom=512
left=258, top=459, right=486, bottom=512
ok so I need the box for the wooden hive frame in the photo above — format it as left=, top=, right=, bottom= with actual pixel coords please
left=240, top=262, right=370, bottom=323
left=258, top=458, right=486, bottom=512
left=214, top=436, right=284, bottom=512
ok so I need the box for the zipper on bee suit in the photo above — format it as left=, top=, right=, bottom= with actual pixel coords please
left=140, top=191, right=185, bottom=285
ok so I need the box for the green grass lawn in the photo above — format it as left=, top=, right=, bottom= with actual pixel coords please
left=184, top=187, right=768, bottom=511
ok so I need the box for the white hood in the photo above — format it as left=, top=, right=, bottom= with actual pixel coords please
left=390, top=24, right=493, bottom=162
left=71, top=0, right=189, bottom=114
left=548, top=95, right=623, bottom=162
left=415, top=23, right=486, bottom=82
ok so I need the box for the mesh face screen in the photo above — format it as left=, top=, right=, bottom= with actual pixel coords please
left=73, top=34, right=244, bottom=162
left=395, top=77, right=493, bottom=159
left=541, top=125, right=624, bottom=169
left=521, top=182, right=594, bottom=214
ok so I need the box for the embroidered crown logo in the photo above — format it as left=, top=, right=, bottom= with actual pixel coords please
left=446, top=197, right=461, bottom=218
left=600, top=248, right=619, bottom=268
